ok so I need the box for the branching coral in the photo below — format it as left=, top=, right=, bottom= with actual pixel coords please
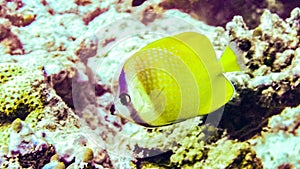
left=218, top=8, right=300, bottom=140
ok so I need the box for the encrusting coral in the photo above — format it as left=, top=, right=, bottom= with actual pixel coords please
left=0, top=63, right=61, bottom=168
left=0, top=63, right=46, bottom=123
left=131, top=124, right=262, bottom=169
left=249, top=105, right=300, bottom=168
left=0, top=62, right=91, bottom=168
left=0, top=63, right=47, bottom=151
left=0, top=61, right=113, bottom=168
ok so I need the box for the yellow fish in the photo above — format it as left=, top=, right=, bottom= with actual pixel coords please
left=112, top=32, right=244, bottom=127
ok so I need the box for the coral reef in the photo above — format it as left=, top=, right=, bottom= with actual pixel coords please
left=0, top=0, right=299, bottom=168
left=0, top=18, right=24, bottom=55
left=0, top=63, right=46, bottom=153
left=218, top=7, right=300, bottom=141
left=0, top=62, right=112, bottom=168
left=131, top=124, right=262, bottom=168
left=249, top=105, right=300, bottom=168
left=2, top=118, right=56, bottom=168
left=74, top=4, right=300, bottom=169
left=0, top=63, right=46, bottom=123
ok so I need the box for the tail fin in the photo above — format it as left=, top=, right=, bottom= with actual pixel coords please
left=220, top=42, right=246, bottom=72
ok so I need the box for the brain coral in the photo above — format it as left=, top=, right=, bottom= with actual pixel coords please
left=0, top=63, right=47, bottom=147
left=0, top=63, right=46, bottom=123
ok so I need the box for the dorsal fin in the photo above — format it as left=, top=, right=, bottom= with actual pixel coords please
left=219, top=46, right=241, bottom=72
left=172, top=32, right=235, bottom=113
left=220, top=41, right=247, bottom=72
left=173, top=32, right=220, bottom=69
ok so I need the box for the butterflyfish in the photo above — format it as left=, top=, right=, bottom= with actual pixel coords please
left=112, top=32, right=245, bottom=127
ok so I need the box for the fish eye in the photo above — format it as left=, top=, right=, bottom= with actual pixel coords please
left=119, top=93, right=131, bottom=106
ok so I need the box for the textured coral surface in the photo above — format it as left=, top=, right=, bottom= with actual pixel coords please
left=0, top=0, right=299, bottom=169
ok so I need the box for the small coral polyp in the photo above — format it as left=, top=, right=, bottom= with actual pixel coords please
left=0, top=64, right=24, bottom=84
left=0, top=63, right=46, bottom=123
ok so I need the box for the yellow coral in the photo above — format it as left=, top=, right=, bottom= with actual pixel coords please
left=134, top=124, right=262, bottom=168
left=50, top=154, right=60, bottom=161
left=0, top=63, right=45, bottom=122
left=82, top=148, right=94, bottom=162
left=11, top=118, right=22, bottom=133
left=0, top=63, right=47, bottom=147
left=0, top=63, right=25, bottom=84
left=55, top=162, right=66, bottom=169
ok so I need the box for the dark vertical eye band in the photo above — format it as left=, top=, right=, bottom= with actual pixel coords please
left=119, top=93, right=131, bottom=105
left=119, top=68, right=128, bottom=94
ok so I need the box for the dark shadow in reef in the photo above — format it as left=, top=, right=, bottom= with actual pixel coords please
left=276, top=0, right=300, bottom=19
left=218, top=104, right=283, bottom=141
left=51, top=65, right=110, bottom=114
left=133, top=148, right=173, bottom=169
left=17, top=145, right=56, bottom=169
left=132, top=145, right=209, bottom=169
left=217, top=86, right=300, bottom=141
left=159, top=0, right=300, bottom=29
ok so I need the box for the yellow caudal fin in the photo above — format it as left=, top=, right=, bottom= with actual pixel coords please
left=219, top=46, right=241, bottom=72
left=220, top=41, right=247, bottom=72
